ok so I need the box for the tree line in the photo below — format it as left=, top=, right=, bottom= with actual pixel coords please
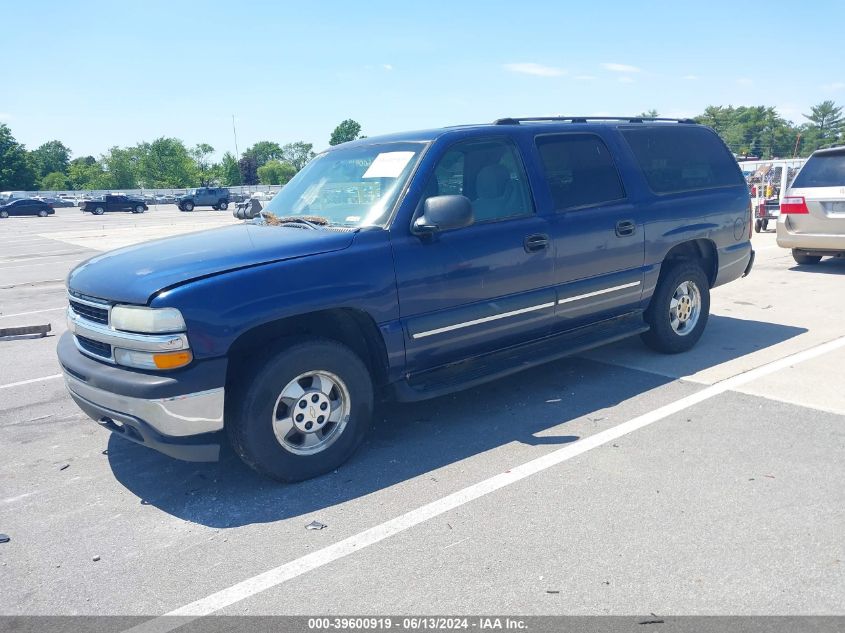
left=2, top=103, right=844, bottom=192
left=0, top=119, right=364, bottom=192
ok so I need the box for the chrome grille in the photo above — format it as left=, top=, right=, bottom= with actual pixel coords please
left=69, top=299, right=109, bottom=325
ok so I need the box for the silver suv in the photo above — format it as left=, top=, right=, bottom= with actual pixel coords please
left=777, top=146, right=845, bottom=264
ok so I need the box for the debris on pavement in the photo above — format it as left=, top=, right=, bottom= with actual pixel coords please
left=0, top=534, right=10, bottom=544
left=305, top=520, right=327, bottom=531
left=59, top=464, right=69, bottom=471
left=92, top=555, right=101, bottom=562
left=545, top=590, right=560, bottom=594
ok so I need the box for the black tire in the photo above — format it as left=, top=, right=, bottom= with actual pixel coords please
left=754, top=219, right=762, bottom=233
left=183, top=201, right=194, bottom=212
left=93, top=206, right=105, bottom=215
left=133, top=205, right=145, bottom=214
left=761, top=219, right=768, bottom=231
left=212, top=205, right=219, bottom=211
left=38, top=209, right=49, bottom=217
left=0, top=210, right=8, bottom=219
left=792, top=250, right=822, bottom=265
left=641, top=261, right=710, bottom=354
left=219, top=200, right=228, bottom=210
left=227, top=337, right=374, bottom=482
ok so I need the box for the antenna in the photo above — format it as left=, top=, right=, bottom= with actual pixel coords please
left=232, top=114, right=241, bottom=187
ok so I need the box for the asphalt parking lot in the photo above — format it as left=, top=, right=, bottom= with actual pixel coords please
left=1, top=208, right=843, bottom=618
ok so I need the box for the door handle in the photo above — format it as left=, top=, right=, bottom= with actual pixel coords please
left=615, top=219, right=636, bottom=237
left=523, top=233, right=550, bottom=252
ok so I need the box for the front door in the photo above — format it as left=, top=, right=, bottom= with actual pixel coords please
left=391, top=137, right=555, bottom=372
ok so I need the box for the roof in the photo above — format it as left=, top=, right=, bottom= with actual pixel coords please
left=330, top=117, right=702, bottom=151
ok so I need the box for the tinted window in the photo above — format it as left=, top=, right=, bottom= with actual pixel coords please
left=424, top=138, right=532, bottom=223
left=622, top=126, right=744, bottom=193
left=535, top=134, right=625, bottom=209
left=791, top=151, right=845, bottom=188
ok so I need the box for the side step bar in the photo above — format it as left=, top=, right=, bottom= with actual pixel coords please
left=391, top=312, right=648, bottom=402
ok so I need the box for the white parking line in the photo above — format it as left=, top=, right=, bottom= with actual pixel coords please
left=125, top=334, right=845, bottom=632
left=0, top=258, right=86, bottom=270
left=0, top=307, right=65, bottom=319
left=0, top=252, right=85, bottom=264
left=0, top=374, right=63, bottom=390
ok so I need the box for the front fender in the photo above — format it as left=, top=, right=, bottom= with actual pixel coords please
left=151, top=229, right=399, bottom=360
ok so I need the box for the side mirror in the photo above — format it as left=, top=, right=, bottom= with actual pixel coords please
left=414, top=195, right=474, bottom=234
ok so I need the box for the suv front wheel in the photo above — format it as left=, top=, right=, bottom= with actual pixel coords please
left=218, top=200, right=229, bottom=210
left=227, top=338, right=374, bottom=481
left=641, top=262, right=710, bottom=354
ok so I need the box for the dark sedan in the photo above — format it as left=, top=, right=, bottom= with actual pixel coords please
left=0, top=198, right=55, bottom=219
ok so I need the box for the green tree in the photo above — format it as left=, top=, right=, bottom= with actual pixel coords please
left=243, top=141, right=283, bottom=168
left=0, top=124, right=37, bottom=190
left=101, top=146, right=139, bottom=189
left=281, top=142, right=316, bottom=171
left=803, top=100, right=844, bottom=150
left=136, top=137, right=196, bottom=187
left=637, top=109, right=660, bottom=118
left=696, top=105, right=799, bottom=158
left=217, top=151, right=241, bottom=186
left=191, top=143, right=215, bottom=186
left=67, top=156, right=107, bottom=190
left=30, top=140, right=71, bottom=181
left=238, top=155, right=259, bottom=185
left=40, top=171, right=70, bottom=190
left=329, top=119, right=363, bottom=145
left=257, top=160, right=296, bottom=185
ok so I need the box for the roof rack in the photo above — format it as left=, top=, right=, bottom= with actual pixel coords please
left=493, top=116, right=697, bottom=125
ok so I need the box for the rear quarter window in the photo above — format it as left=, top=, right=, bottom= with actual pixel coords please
left=791, top=151, right=845, bottom=188
left=622, top=126, right=745, bottom=194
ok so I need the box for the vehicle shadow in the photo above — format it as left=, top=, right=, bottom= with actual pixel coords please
left=789, top=258, right=845, bottom=275
left=108, top=315, right=806, bottom=528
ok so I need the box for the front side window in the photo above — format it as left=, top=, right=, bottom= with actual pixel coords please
left=535, top=134, right=626, bottom=210
left=423, top=138, right=532, bottom=223
left=263, top=142, right=425, bottom=227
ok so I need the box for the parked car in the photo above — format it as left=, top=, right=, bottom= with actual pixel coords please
left=59, top=116, right=753, bottom=481
left=37, top=196, right=75, bottom=208
left=776, top=146, right=845, bottom=264
left=0, top=198, right=55, bottom=218
left=176, top=187, right=230, bottom=211
left=81, top=194, right=148, bottom=215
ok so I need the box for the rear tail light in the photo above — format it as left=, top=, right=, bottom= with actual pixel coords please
left=781, top=196, right=809, bottom=214
left=748, top=200, right=753, bottom=238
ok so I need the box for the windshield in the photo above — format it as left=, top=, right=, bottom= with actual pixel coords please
left=792, top=151, right=845, bottom=188
left=263, top=142, right=426, bottom=227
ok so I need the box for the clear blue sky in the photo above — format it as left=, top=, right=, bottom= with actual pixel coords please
left=1, top=0, right=843, bottom=160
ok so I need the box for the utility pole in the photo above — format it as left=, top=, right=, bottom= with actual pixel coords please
left=232, top=114, right=241, bottom=187
left=792, top=133, right=802, bottom=158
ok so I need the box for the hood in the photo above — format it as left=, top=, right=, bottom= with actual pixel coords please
left=68, top=223, right=356, bottom=304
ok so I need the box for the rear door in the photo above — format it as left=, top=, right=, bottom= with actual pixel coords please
left=786, top=148, right=845, bottom=235
left=531, top=132, right=646, bottom=331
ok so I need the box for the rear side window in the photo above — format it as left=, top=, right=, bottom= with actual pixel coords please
left=622, top=126, right=744, bottom=193
left=535, top=134, right=626, bottom=209
left=791, top=151, right=845, bottom=188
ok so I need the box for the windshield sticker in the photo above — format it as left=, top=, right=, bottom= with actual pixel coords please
left=345, top=215, right=361, bottom=222
left=362, top=151, right=415, bottom=179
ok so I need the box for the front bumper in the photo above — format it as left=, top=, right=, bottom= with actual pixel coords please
left=58, top=332, right=226, bottom=461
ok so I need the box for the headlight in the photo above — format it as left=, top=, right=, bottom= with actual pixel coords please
left=114, top=348, right=193, bottom=370
left=110, top=305, right=186, bottom=333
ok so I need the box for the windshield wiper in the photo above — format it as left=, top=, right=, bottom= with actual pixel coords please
left=261, top=212, right=331, bottom=229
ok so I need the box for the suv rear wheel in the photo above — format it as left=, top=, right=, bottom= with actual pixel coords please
left=641, top=261, right=710, bottom=354
left=218, top=200, right=229, bottom=210
left=133, top=205, right=145, bottom=214
left=227, top=337, right=374, bottom=481
left=792, top=250, right=822, bottom=265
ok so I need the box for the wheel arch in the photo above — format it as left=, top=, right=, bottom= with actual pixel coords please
left=226, top=308, right=389, bottom=391
left=661, top=238, right=718, bottom=287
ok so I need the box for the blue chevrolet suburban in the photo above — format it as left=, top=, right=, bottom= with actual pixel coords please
left=59, top=117, right=754, bottom=481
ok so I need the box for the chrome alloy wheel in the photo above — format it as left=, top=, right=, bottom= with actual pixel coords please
left=669, top=280, right=701, bottom=336
left=271, top=370, right=351, bottom=455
